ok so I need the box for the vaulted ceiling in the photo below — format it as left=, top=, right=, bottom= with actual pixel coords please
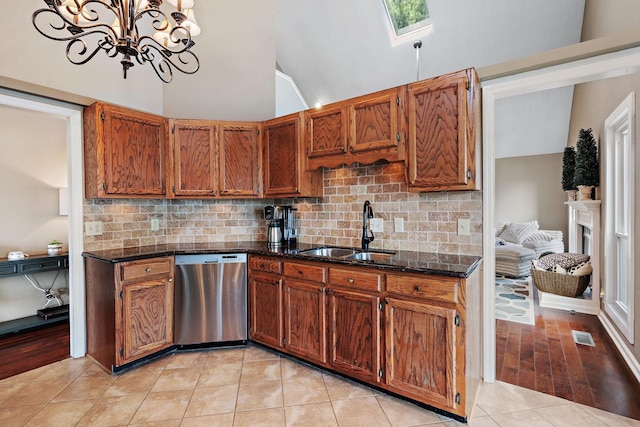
left=276, top=0, right=585, bottom=107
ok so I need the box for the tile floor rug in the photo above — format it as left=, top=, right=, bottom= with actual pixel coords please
left=495, top=275, right=535, bottom=325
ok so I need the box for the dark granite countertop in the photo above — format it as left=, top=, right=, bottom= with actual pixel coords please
left=82, top=241, right=482, bottom=278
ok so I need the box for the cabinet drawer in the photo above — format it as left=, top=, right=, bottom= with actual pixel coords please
left=21, top=259, right=63, bottom=273
left=249, top=256, right=282, bottom=274
left=0, top=264, right=18, bottom=276
left=119, top=257, right=173, bottom=282
left=284, top=262, right=327, bottom=283
left=386, top=274, right=459, bottom=303
left=329, top=267, right=383, bottom=292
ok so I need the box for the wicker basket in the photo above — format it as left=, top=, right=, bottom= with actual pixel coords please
left=531, top=268, right=590, bottom=297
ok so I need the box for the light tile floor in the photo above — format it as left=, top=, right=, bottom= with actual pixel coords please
left=0, top=344, right=638, bottom=426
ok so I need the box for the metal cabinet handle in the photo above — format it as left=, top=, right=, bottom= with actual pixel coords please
left=146, top=268, right=151, bottom=273
left=347, top=278, right=354, bottom=283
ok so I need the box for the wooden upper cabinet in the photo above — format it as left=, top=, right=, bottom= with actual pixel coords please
left=169, top=120, right=262, bottom=198
left=406, top=68, right=480, bottom=192
left=84, top=102, right=169, bottom=198
left=306, top=87, right=406, bottom=170
left=263, top=112, right=323, bottom=198
left=170, top=120, right=217, bottom=197
left=218, top=122, right=262, bottom=198
left=350, top=87, right=403, bottom=155
left=306, top=105, right=349, bottom=159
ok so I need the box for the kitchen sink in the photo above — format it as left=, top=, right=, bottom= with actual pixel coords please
left=344, top=251, right=395, bottom=262
left=299, top=246, right=395, bottom=262
left=299, top=247, right=359, bottom=258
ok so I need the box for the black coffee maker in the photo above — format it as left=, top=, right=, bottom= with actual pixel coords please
left=264, top=205, right=297, bottom=246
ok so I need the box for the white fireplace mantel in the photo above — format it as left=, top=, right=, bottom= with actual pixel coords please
left=538, top=200, right=601, bottom=314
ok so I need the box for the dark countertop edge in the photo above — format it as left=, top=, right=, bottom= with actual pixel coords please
left=82, top=244, right=483, bottom=278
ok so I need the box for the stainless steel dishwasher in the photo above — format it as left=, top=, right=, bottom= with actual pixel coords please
left=174, top=253, right=247, bottom=347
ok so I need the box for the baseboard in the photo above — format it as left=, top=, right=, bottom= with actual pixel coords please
left=598, top=312, right=640, bottom=384
left=538, top=290, right=599, bottom=315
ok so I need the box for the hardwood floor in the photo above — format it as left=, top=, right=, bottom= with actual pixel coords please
left=496, top=286, right=640, bottom=420
left=0, top=321, right=70, bottom=380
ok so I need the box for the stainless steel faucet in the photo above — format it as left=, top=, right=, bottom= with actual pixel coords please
left=361, top=200, right=374, bottom=251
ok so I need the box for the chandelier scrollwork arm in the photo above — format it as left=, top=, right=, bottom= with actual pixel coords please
left=32, top=0, right=201, bottom=83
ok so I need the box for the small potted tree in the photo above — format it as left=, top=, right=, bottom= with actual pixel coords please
left=561, top=146, right=577, bottom=201
left=573, top=128, right=599, bottom=200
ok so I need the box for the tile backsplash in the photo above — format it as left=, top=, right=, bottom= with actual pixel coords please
left=83, top=162, right=482, bottom=256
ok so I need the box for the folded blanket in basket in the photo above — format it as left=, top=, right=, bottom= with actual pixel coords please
left=532, top=252, right=592, bottom=276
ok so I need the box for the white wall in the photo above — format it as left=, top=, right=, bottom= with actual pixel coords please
left=0, top=105, right=69, bottom=322
left=162, top=0, right=276, bottom=121
left=0, top=2, right=275, bottom=121
left=495, top=86, right=575, bottom=159
left=495, top=153, right=568, bottom=244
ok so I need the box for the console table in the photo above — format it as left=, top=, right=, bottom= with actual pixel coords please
left=0, top=252, right=68, bottom=277
left=0, top=253, right=69, bottom=337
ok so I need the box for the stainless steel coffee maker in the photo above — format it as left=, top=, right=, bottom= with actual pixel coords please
left=264, top=205, right=298, bottom=247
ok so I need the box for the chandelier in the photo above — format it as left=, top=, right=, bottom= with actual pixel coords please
left=32, top=0, right=201, bottom=83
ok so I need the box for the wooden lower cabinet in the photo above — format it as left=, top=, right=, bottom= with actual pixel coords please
left=85, top=256, right=174, bottom=372
left=249, top=272, right=283, bottom=349
left=384, top=298, right=457, bottom=408
left=284, top=279, right=326, bottom=364
left=247, top=255, right=481, bottom=420
left=118, top=278, right=173, bottom=365
left=327, top=288, right=381, bottom=383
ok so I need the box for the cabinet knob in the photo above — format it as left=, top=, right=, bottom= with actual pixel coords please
left=168, top=279, right=173, bottom=283
left=146, top=268, right=151, bottom=273
left=348, top=278, right=354, bottom=283
left=414, top=285, right=421, bottom=291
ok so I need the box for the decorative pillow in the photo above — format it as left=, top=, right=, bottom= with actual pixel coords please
left=498, top=221, right=539, bottom=245
left=522, top=230, right=553, bottom=243
left=495, top=222, right=507, bottom=237
left=568, top=261, right=593, bottom=276
left=536, top=252, right=590, bottom=271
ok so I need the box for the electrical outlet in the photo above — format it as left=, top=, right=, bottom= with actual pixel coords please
left=151, top=218, right=160, bottom=231
left=369, top=218, right=384, bottom=232
left=457, top=219, right=470, bottom=236
left=394, top=217, right=404, bottom=232
left=85, top=221, right=103, bottom=236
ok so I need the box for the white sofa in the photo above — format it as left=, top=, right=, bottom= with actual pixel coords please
left=495, top=221, right=564, bottom=278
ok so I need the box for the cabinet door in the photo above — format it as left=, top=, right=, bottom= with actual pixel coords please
left=249, top=273, right=283, bottom=348
left=218, top=122, right=262, bottom=197
left=284, top=279, right=327, bottom=364
left=118, top=278, right=174, bottom=365
left=102, top=105, right=168, bottom=196
left=385, top=298, right=458, bottom=409
left=171, top=120, right=217, bottom=197
left=349, top=88, right=402, bottom=154
left=306, top=105, right=348, bottom=158
left=407, top=69, right=479, bottom=192
left=327, top=288, right=381, bottom=383
left=263, top=113, right=302, bottom=197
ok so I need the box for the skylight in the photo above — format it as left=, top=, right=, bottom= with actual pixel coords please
left=381, top=0, right=431, bottom=41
